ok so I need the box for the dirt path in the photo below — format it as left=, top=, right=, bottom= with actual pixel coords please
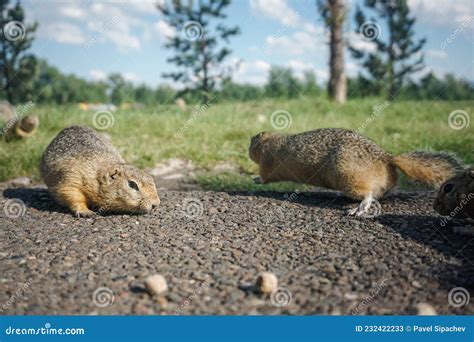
left=1, top=182, right=473, bottom=315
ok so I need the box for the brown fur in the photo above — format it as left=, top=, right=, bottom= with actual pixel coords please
left=434, top=168, right=474, bottom=219
left=40, top=126, right=160, bottom=217
left=249, top=129, right=464, bottom=202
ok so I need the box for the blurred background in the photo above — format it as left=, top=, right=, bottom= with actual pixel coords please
left=0, top=0, right=472, bottom=190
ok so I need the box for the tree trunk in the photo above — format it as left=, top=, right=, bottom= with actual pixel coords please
left=328, top=0, right=346, bottom=104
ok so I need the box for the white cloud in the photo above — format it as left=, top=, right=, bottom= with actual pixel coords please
left=40, top=22, right=86, bottom=45
left=250, top=0, right=300, bottom=27
left=90, top=69, right=107, bottom=81
left=287, top=60, right=328, bottom=83
left=348, top=32, right=377, bottom=53
left=426, top=49, right=448, bottom=59
left=408, top=0, right=473, bottom=27
left=265, top=31, right=317, bottom=56
left=155, top=20, right=176, bottom=39
left=233, top=60, right=271, bottom=85
left=59, top=5, right=85, bottom=19
left=122, top=72, right=141, bottom=84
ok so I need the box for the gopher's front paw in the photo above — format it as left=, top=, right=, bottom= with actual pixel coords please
left=75, top=209, right=96, bottom=218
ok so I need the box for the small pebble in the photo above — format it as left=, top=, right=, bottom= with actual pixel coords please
left=145, top=274, right=168, bottom=295
left=416, top=303, right=437, bottom=315
left=255, top=272, right=278, bottom=294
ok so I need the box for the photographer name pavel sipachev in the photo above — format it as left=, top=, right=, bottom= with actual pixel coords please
left=413, top=325, right=466, bottom=333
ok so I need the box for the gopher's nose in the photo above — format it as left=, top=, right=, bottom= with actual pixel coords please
left=152, top=197, right=160, bottom=209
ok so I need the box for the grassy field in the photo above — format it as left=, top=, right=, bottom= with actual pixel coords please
left=1, top=98, right=472, bottom=191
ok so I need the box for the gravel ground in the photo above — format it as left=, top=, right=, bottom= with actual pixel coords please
left=0, top=182, right=473, bottom=315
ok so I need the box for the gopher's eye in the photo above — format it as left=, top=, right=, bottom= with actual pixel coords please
left=128, top=180, right=139, bottom=191
left=442, top=183, right=454, bottom=194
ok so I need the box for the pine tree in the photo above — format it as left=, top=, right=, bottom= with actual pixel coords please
left=318, top=0, right=347, bottom=104
left=350, top=0, right=425, bottom=98
left=157, top=0, right=239, bottom=103
left=0, top=0, right=37, bottom=104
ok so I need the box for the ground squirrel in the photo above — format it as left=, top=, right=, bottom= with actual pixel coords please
left=40, top=125, right=160, bottom=217
left=434, top=168, right=474, bottom=219
left=249, top=129, right=464, bottom=216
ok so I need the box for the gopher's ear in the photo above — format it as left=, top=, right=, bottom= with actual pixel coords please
left=100, top=167, right=122, bottom=185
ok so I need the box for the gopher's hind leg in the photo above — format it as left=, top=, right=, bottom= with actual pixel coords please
left=347, top=194, right=379, bottom=217
left=56, top=185, right=95, bottom=217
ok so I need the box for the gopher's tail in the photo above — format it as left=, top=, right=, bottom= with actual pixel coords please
left=392, top=151, right=464, bottom=187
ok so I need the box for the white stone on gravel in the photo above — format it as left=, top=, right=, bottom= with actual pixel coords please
left=145, top=274, right=168, bottom=295
left=416, top=303, right=437, bottom=315
left=256, top=272, right=278, bottom=294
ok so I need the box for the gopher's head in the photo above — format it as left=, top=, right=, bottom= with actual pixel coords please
left=97, top=164, right=160, bottom=214
left=249, top=131, right=276, bottom=163
left=433, top=168, right=474, bottom=219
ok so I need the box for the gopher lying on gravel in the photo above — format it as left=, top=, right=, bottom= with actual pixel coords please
left=40, top=125, right=160, bottom=217
left=434, top=168, right=474, bottom=219
left=249, top=129, right=464, bottom=216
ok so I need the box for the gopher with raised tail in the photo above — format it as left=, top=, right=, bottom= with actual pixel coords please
left=40, top=126, right=160, bottom=217
left=249, top=129, right=464, bottom=216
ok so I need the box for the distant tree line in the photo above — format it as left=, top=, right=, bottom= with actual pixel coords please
left=4, top=60, right=470, bottom=105
left=0, top=0, right=472, bottom=107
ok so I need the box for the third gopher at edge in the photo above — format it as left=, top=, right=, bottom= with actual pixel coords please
left=249, top=128, right=465, bottom=216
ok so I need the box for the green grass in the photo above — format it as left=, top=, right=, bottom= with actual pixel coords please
left=1, top=98, right=472, bottom=191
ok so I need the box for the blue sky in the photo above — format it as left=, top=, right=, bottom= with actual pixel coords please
left=22, top=0, right=473, bottom=88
